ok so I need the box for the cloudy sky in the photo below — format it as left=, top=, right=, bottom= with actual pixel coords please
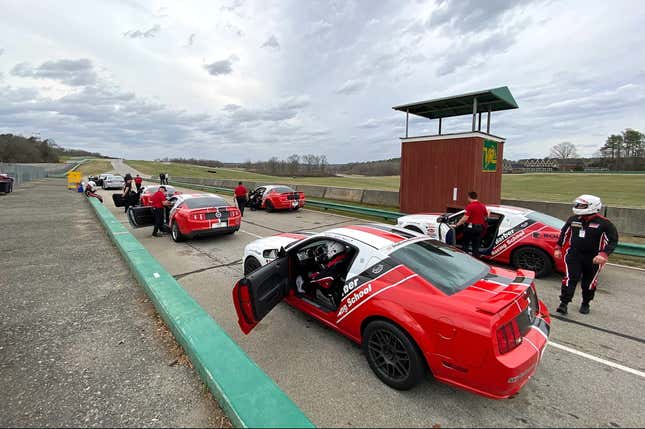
left=1, top=0, right=644, bottom=162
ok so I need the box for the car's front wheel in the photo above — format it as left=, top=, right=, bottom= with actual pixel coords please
left=171, top=222, right=185, bottom=242
left=244, top=256, right=262, bottom=276
left=511, top=246, right=553, bottom=277
left=362, top=320, right=425, bottom=390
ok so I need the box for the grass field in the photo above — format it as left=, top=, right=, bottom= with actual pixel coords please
left=126, top=160, right=645, bottom=208
left=74, top=159, right=113, bottom=176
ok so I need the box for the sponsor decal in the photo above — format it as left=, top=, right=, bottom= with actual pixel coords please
left=507, top=364, right=536, bottom=384
left=492, top=220, right=537, bottom=256
left=371, top=264, right=384, bottom=275
left=589, top=223, right=600, bottom=229
left=571, top=221, right=583, bottom=228
left=215, top=210, right=222, bottom=219
left=341, top=258, right=398, bottom=298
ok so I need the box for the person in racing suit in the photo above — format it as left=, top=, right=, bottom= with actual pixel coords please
left=554, top=195, right=618, bottom=315
left=84, top=181, right=103, bottom=203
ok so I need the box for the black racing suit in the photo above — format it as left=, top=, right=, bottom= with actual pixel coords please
left=556, top=214, right=618, bottom=304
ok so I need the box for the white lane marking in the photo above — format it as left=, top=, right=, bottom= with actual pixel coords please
left=548, top=341, right=645, bottom=379
left=240, top=229, right=264, bottom=239
left=153, top=272, right=160, bottom=278
left=606, top=262, right=645, bottom=272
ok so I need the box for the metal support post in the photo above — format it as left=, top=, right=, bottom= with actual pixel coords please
left=405, top=109, right=409, bottom=138
left=472, top=97, right=478, bottom=131
left=478, top=112, right=482, bottom=131
left=487, top=105, right=491, bottom=134
left=438, top=117, right=442, bottom=135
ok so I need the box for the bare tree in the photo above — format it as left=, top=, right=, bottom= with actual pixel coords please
left=550, top=142, right=578, bottom=159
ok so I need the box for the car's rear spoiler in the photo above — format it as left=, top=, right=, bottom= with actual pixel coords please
left=476, top=270, right=535, bottom=315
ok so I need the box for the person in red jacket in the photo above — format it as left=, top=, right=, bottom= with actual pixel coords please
left=134, top=174, right=143, bottom=192
left=455, top=191, right=488, bottom=258
left=151, top=186, right=171, bottom=237
left=234, top=181, right=248, bottom=216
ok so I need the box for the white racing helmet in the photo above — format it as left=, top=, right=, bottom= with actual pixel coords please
left=326, top=241, right=347, bottom=259
left=572, top=194, right=602, bottom=216
left=86, top=181, right=97, bottom=192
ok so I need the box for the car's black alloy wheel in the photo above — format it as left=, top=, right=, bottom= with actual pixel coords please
left=363, top=320, right=425, bottom=390
left=265, top=201, right=274, bottom=212
left=171, top=222, right=184, bottom=242
left=512, top=247, right=552, bottom=277
left=244, top=256, right=262, bottom=276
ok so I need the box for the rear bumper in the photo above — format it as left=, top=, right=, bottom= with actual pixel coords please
left=434, top=302, right=551, bottom=399
left=185, top=226, right=240, bottom=238
left=271, top=199, right=305, bottom=210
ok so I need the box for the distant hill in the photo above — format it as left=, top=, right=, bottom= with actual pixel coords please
left=0, top=134, right=108, bottom=163
left=332, top=157, right=400, bottom=176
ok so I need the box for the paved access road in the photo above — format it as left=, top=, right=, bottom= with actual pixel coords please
left=0, top=179, right=227, bottom=427
left=97, top=177, right=645, bottom=428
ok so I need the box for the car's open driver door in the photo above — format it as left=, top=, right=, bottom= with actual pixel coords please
left=232, top=256, right=289, bottom=334
left=127, top=206, right=154, bottom=228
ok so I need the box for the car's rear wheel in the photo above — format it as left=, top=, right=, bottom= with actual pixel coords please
left=171, top=222, right=185, bottom=242
left=265, top=200, right=274, bottom=212
left=511, top=246, right=552, bottom=277
left=244, top=256, right=262, bottom=276
left=362, top=320, right=425, bottom=390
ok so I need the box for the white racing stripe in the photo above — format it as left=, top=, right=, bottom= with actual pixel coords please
left=548, top=341, right=645, bottom=379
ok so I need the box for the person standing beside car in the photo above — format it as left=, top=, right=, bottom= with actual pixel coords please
left=151, top=185, right=171, bottom=237
left=554, top=195, right=618, bottom=315
left=454, top=191, right=488, bottom=258
left=122, top=176, right=135, bottom=213
left=234, top=181, right=248, bottom=216
left=134, top=174, right=143, bottom=192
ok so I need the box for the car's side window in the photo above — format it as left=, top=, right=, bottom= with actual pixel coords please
left=448, top=211, right=465, bottom=225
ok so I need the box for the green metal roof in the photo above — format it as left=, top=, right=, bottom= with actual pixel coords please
left=392, top=86, right=518, bottom=119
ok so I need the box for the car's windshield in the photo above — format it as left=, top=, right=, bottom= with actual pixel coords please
left=183, top=196, right=228, bottom=209
left=389, top=239, right=489, bottom=295
left=526, top=211, right=565, bottom=229
left=111, top=176, right=123, bottom=180
left=272, top=186, right=295, bottom=193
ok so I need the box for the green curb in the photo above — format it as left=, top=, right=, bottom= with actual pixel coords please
left=86, top=197, right=315, bottom=428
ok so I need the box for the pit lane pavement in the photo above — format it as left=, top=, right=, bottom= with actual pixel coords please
left=94, top=180, right=645, bottom=428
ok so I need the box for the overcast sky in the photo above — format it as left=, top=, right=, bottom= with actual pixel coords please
left=1, top=0, right=644, bottom=162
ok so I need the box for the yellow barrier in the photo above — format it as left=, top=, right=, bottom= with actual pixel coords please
left=67, top=171, right=81, bottom=190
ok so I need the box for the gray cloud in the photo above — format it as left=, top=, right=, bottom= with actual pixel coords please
left=0, top=48, right=4, bottom=56
left=261, top=35, right=280, bottom=49
left=11, top=59, right=97, bottom=86
left=429, top=0, right=534, bottom=34
left=204, top=55, right=239, bottom=76
left=336, top=79, right=365, bottom=95
left=123, top=24, right=161, bottom=39
left=187, top=33, right=196, bottom=46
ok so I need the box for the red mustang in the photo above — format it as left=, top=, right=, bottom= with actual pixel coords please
left=128, top=193, right=241, bottom=241
left=139, top=185, right=181, bottom=206
left=248, top=185, right=305, bottom=212
left=233, top=224, right=550, bottom=398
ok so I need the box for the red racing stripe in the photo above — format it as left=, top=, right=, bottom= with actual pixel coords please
left=277, top=232, right=307, bottom=240
left=344, top=225, right=406, bottom=243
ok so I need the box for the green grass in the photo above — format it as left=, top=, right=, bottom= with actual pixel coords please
left=127, top=161, right=645, bottom=208
left=502, top=173, right=645, bottom=208
left=126, top=160, right=400, bottom=190
left=75, top=159, right=113, bottom=176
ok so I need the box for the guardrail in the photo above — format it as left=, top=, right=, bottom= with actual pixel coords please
left=86, top=195, right=314, bottom=428
left=47, top=158, right=90, bottom=178
left=169, top=180, right=644, bottom=258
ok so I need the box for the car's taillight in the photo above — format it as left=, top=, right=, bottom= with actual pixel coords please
left=192, top=213, right=206, bottom=220
left=230, top=208, right=240, bottom=217
left=497, top=319, right=522, bottom=354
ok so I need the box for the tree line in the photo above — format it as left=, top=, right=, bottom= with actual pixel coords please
left=156, top=157, right=224, bottom=168
left=242, top=154, right=330, bottom=177
left=0, top=134, right=105, bottom=163
left=548, top=128, right=644, bottom=170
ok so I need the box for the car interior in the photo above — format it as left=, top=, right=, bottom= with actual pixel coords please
left=288, top=238, right=357, bottom=312
left=247, top=187, right=265, bottom=209
left=444, top=211, right=504, bottom=255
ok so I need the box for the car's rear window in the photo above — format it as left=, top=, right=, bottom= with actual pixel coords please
left=112, top=176, right=123, bottom=180
left=389, top=239, right=489, bottom=295
left=183, top=197, right=228, bottom=209
left=272, top=186, right=295, bottom=193
left=526, top=211, right=565, bottom=229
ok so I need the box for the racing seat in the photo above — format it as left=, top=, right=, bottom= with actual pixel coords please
left=308, top=249, right=351, bottom=308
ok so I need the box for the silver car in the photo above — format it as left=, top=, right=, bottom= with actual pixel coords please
left=103, top=175, right=125, bottom=190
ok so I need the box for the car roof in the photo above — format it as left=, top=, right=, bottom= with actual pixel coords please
left=321, top=223, right=422, bottom=250
left=259, top=184, right=294, bottom=190
left=484, top=204, right=532, bottom=215
left=177, top=193, right=221, bottom=200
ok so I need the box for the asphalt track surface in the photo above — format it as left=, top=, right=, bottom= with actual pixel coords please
left=103, top=165, right=645, bottom=427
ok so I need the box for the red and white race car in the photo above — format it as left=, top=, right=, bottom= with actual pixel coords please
left=128, top=193, right=241, bottom=241
left=234, top=223, right=550, bottom=398
left=139, top=185, right=181, bottom=206
left=247, top=185, right=305, bottom=212
left=397, top=205, right=566, bottom=277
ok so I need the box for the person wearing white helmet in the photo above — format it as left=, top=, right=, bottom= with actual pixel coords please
left=84, top=180, right=103, bottom=203
left=554, top=195, right=618, bottom=315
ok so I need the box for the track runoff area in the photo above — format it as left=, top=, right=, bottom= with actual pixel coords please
left=95, top=181, right=644, bottom=428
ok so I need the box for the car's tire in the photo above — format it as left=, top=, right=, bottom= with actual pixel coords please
left=404, top=225, right=424, bottom=234
left=265, top=200, right=274, bottom=212
left=362, top=320, right=425, bottom=391
left=244, top=256, right=262, bottom=276
left=511, top=246, right=553, bottom=277
left=171, top=222, right=185, bottom=242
